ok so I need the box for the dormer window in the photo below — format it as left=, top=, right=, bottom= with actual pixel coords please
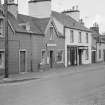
left=0, top=19, right=4, bottom=37
left=19, top=23, right=31, bottom=32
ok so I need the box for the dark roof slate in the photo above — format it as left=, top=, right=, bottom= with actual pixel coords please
left=8, top=12, right=50, bottom=34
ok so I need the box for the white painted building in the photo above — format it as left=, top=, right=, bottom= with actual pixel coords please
left=96, top=36, right=105, bottom=62
left=51, top=11, right=92, bottom=67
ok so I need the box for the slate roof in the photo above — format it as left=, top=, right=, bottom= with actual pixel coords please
left=8, top=10, right=92, bottom=36
left=17, top=14, right=50, bottom=34
left=52, top=11, right=91, bottom=32
left=8, top=12, right=50, bottom=34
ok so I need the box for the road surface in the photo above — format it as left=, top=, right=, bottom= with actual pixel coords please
left=0, top=63, right=105, bottom=105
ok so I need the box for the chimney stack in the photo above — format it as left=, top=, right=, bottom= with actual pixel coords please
left=62, top=5, right=80, bottom=22
left=28, top=0, right=51, bottom=18
left=8, top=0, right=18, bottom=18
left=90, top=23, right=99, bottom=34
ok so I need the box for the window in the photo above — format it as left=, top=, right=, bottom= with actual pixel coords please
left=22, top=25, right=26, bottom=30
left=99, top=50, right=101, bottom=59
left=41, top=50, right=46, bottom=64
left=85, top=49, right=89, bottom=60
left=0, top=51, right=4, bottom=68
left=0, top=19, right=4, bottom=37
left=86, top=33, right=88, bottom=43
left=79, top=32, right=82, bottom=43
left=56, top=50, right=63, bottom=63
left=50, top=27, right=54, bottom=40
left=70, top=30, right=74, bottom=43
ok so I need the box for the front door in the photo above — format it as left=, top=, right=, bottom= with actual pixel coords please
left=50, top=50, right=53, bottom=68
left=92, top=51, right=96, bottom=63
left=70, top=47, right=75, bottom=66
left=78, top=49, right=82, bottom=65
left=104, top=50, right=105, bottom=62
left=20, top=51, right=26, bottom=72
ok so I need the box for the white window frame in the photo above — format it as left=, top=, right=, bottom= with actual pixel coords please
left=56, top=49, right=64, bottom=64
left=40, top=49, right=46, bottom=65
left=70, top=30, right=74, bottom=43
left=78, top=31, right=82, bottom=43
left=0, top=49, right=5, bottom=69
left=85, top=49, right=89, bottom=60
left=86, top=33, right=88, bottom=43
left=0, top=19, right=4, bottom=37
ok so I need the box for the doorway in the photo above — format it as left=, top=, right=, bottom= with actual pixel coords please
left=19, top=50, right=27, bottom=73
left=92, top=51, right=96, bottom=63
left=70, top=47, right=76, bottom=66
left=49, top=50, right=54, bottom=68
left=103, top=50, right=105, bottom=62
left=78, top=49, right=82, bottom=65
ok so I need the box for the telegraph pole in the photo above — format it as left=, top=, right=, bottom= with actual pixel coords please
left=4, top=0, right=9, bottom=78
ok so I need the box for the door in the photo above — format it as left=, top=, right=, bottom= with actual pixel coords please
left=78, top=49, right=82, bottom=65
left=20, top=51, right=26, bottom=72
left=104, top=50, right=105, bottom=62
left=70, top=47, right=75, bottom=66
left=92, top=51, right=96, bottom=63
left=50, top=50, right=53, bottom=68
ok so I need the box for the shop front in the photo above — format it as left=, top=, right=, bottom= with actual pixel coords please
left=67, top=46, right=88, bottom=66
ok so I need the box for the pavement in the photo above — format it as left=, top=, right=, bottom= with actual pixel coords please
left=0, top=62, right=105, bottom=84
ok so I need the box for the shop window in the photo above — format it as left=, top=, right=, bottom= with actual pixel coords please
left=56, top=50, right=63, bottom=63
left=70, top=30, right=74, bottom=43
left=99, top=50, right=101, bottom=59
left=78, top=32, right=82, bottom=43
left=0, top=51, right=4, bottom=68
left=85, top=49, right=89, bottom=60
left=41, top=50, right=46, bottom=64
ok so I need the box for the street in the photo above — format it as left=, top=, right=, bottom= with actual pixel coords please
left=0, top=63, right=105, bottom=105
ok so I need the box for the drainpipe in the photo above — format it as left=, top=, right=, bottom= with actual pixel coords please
left=30, top=32, right=33, bottom=72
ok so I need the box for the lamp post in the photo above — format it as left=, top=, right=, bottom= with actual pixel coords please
left=4, top=0, right=9, bottom=78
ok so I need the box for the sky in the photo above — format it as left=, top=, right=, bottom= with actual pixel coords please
left=3, top=0, right=105, bottom=33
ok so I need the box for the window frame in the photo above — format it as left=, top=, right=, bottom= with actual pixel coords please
left=85, top=49, right=89, bottom=60
left=0, top=19, right=4, bottom=37
left=86, top=33, right=88, bottom=43
left=70, top=30, right=74, bottom=43
left=41, top=49, right=46, bottom=65
left=0, top=50, right=5, bottom=68
left=78, top=31, right=82, bottom=43
left=56, top=50, right=64, bottom=64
